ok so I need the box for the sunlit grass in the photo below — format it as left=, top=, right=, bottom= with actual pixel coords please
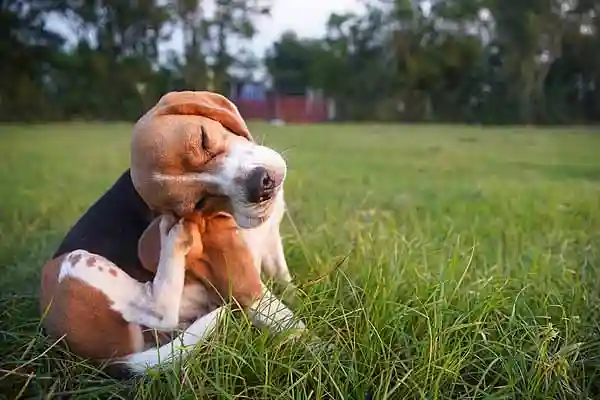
left=0, top=122, right=599, bottom=398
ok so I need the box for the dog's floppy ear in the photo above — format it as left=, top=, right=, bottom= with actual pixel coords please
left=138, top=210, right=262, bottom=307
left=199, top=211, right=263, bottom=307
left=154, top=91, right=254, bottom=142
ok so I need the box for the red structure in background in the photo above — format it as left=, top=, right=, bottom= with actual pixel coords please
left=235, top=94, right=329, bottom=123
left=230, top=82, right=330, bottom=123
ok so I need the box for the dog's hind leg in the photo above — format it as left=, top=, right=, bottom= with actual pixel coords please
left=120, top=215, right=192, bottom=329
left=57, top=216, right=191, bottom=331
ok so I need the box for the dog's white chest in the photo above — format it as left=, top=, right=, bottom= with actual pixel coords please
left=239, top=190, right=285, bottom=274
left=239, top=224, right=272, bottom=271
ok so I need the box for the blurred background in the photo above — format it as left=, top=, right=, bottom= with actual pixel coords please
left=2, top=0, right=599, bottom=125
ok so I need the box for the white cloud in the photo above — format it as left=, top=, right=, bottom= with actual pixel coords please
left=252, top=0, right=365, bottom=54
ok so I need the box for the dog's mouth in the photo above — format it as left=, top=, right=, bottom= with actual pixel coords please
left=256, top=181, right=283, bottom=203
left=232, top=191, right=280, bottom=229
left=194, top=192, right=277, bottom=229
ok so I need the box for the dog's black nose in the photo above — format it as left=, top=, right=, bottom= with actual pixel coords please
left=246, top=166, right=280, bottom=203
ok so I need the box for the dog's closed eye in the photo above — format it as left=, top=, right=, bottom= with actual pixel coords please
left=200, top=125, right=210, bottom=152
left=200, top=125, right=219, bottom=159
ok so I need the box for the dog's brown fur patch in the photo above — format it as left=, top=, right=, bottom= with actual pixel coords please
left=39, top=256, right=143, bottom=360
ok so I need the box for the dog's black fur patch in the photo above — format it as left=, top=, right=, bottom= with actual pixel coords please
left=53, top=169, right=156, bottom=282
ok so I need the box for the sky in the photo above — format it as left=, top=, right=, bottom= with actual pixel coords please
left=47, top=0, right=366, bottom=59
left=246, top=0, right=365, bottom=55
left=160, top=0, right=366, bottom=59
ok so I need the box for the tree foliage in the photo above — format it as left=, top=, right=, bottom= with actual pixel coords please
left=1, top=0, right=598, bottom=124
left=267, top=0, right=600, bottom=124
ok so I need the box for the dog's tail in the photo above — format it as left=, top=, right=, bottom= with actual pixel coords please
left=119, top=306, right=225, bottom=375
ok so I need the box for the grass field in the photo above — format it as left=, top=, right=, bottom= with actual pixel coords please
left=1, top=122, right=600, bottom=399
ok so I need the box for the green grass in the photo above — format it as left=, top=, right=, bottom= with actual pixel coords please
left=1, top=122, right=600, bottom=399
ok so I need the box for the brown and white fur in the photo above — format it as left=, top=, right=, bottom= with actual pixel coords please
left=40, top=189, right=301, bottom=376
left=40, top=91, right=308, bottom=376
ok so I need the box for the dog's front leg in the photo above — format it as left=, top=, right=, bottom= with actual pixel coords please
left=260, top=193, right=293, bottom=287
left=261, top=224, right=293, bottom=285
left=247, top=287, right=306, bottom=337
left=248, top=288, right=334, bottom=354
left=121, top=216, right=191, bottom=330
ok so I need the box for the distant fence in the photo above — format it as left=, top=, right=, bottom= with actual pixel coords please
left=234, top=94, right=329, bottom=123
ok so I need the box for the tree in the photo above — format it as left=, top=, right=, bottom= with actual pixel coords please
left=203, top=0, right=271, bottom=93
left=0, top=0, right=65, bottom=120
left=265, top=31, right=326, bottom=95
left=0, top=0, right=598, bottom=124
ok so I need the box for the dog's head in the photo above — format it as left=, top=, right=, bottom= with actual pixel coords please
left=130, top=90, right=286, bottom=229
left=138, top=199, right=263, bottom=308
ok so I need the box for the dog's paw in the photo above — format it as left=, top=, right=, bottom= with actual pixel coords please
left=158, top=214, right=176, bottom=237
left=159, top=215, right=193, bottom=255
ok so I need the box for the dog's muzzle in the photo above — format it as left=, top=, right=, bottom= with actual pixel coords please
left=245, top=167, right=283, bottom=204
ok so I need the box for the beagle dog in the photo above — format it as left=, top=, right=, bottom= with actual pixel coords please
left=39, top=91, right=305, bottom=376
